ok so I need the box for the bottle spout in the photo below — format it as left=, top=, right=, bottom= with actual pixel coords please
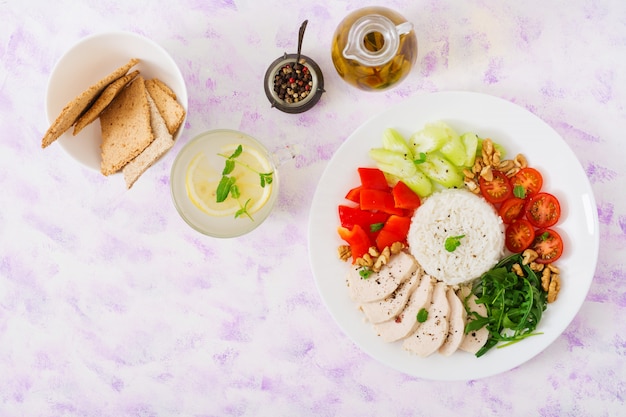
left=342, top=14, right=411, bottom=67
left=395, top=22, right=413, bottom=36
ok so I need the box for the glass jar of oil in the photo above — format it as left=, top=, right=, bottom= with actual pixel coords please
left=331, top=7, right=417, bottom=91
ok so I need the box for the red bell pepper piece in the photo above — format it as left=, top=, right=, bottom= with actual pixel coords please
left=359, top=189, right=405, bottom=216
left=344, top=186, right=362, bottom=203
left=376, top=229, right=405, bottom=252
left=337, top=224, right=372, bottom=263
left=392, top=181, right=421, bottom=210
left=338, top=205, right=390, bottom=237
left=375, top=215, right=412, bottom=251
left=358, top=167, right=389, bottom=191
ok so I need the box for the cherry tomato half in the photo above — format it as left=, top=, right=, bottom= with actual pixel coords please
left=499, top=197, right=526, bottom=224
left=479, top=170, right=513, bottom=204
left=525, top=192, right=561, bottom=228
left=531, top=228, right=564, bottom=264
left=505, top=219, right=536, bottom=253
left=510, top=167, right=543, bottom=198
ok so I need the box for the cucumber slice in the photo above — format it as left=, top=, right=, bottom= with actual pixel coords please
left=460, top=132, right=479, bottom=167
left=369, top=148, right=417, bottom=179
left=409, top=122, right=450, bottom=154
left=438, top=128, right=466, bottom=166
left=382, top=128, right=413, bottom=157
left=417, top=152, right=464, bottom=188
left=401, top=170, right=433, bottom=197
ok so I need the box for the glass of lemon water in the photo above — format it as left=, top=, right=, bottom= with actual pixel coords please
left=170, top=129, right=281, bottom=238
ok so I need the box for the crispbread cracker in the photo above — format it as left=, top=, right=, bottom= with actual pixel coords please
left=145, top=78, right=186, bottom=135
left=41, top=58, right=139, bottom=148
left=100, top=75, right=153, bottom=176
left=151, top=78, right=176, bottom=99
left=73, top=70, right=140, bottom=135
left=122, top=94, right=174, bottom=188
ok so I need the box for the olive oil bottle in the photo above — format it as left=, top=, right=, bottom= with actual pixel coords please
left=331, top=7, right=418, bottom=91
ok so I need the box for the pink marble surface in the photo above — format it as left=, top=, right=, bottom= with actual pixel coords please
left=1, top=0, right=625, bottom=415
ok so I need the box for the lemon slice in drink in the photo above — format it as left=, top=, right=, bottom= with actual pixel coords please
left=185, top=144, right=274, bottom=217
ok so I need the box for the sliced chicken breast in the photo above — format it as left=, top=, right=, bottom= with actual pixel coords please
left=360, top=267, right=422, bottom=324
left=438, top=287, right=467, bottom=356
left=402, top=281, right=450, bottom=357
left=346, top=251, right=418, bottom=303
left=457, top=286, right=490, bottom=354
left=374, top=275, right=434, bottom=343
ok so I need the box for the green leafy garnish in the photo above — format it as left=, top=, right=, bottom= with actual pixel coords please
left=444, top=235, right=465, bottom=252
left=513, top=185, right=526, bottom=199
left=370, top=222, right=385, bottom=233
left=216, top=176, right=236, bottom=202
left=413, top=152, right=427, bottom=164
left=215, top=144, right=274, bottom=220
left=417, top=308, right=428, bottom=323
left=359, top=267, right=373, bottom=279
left=465, top=254, right=547, bottom=357
left=235, top=198, right=252, bottom=219
left=540, top=231, right=549, bottom=241
left=260, top=172, right=273, bottom=187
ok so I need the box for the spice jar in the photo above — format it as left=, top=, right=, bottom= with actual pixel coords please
left=264, top=53, right=324, bottom=113
left=331, top=7, right=418, bottom=91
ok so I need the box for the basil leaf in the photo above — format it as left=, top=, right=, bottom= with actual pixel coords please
left=260, top=172, right=273, bottom=187
left=444, top=235, right=465, bottom=252
left=230, top=184, right=240, bottom=199
left=417, top=308, right=428, bottom=323
left=235, top=198, right=252, bottom=219
left=222, top=159, right=235, bottom=175
left=359, top=267, right=372, bottom=279
left=513, top=185, right=526, bottom=199
left=414, top=152, right=427, bottom=164
left=229, top=144, right=243, bottom=159
left=216, top=176, right=234, bottom=202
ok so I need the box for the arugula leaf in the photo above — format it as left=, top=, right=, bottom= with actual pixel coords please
left=444, top=235, right=465, bottom=252
left=467, top=253, right=548, bottom=357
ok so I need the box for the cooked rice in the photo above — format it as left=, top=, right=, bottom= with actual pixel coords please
left=407, top=188, right=505, bottom=285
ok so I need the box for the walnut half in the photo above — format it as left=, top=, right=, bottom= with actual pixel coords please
left=541, top=262, right=562, bottom=303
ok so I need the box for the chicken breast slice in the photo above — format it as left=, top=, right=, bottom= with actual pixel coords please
left=438, top=287, right=467, bottom=356
left=402, top=281, right=450, bottom=357
left=457, top=286, right=490, bottom=354
left=346, top=251, right=418, bottom=303
left=373, top=275, right=434, bottom=343
left=360, top=267, right=422, bottom=324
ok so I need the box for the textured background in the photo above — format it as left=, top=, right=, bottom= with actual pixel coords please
left=1, top=0, right=625, bottom=416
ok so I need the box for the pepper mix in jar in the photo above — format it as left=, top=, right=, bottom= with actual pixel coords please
left=273, top=61, right=313, bottom=104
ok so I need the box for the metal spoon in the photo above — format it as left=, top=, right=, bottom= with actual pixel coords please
left=295, top=20, right=308, bottom=69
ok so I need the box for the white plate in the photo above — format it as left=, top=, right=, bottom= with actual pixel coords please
left=45, top=31, right=188, bottom=171
left=308, top=91, right=599, bottom=381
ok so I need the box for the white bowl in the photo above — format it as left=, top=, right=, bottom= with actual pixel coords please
left=45, top=31, right=188, bottom=171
